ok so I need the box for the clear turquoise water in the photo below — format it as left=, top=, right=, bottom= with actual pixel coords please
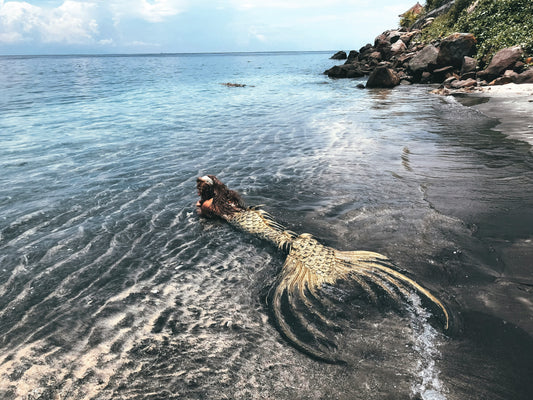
left=0, top=52, right=532, bottom=399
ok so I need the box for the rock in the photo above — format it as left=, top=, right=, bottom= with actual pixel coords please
left=221, top=83, right=247, bottom=87
left=386, top=30, right=402, bottom=44
left=366, top=66, right=400, bottom=88
left=399, top=30, right=419, bottom=46
left=359, top=43, right=373, bottom=54
left=503, top=69, right=520, bottom=82
left=324, top=64, right=365, bottom=79
left=516, top=68, right=533, bottom=84
left=431, top=66, right=455, bottom=83
left=330, top=51, right=347, bottom=60
left=420, top=71, right=432, bottom=83
left=489, top=76, right=514, bottom=85
left=346, top=50, right=359, bottom=63
left=409, top=44, right=439, bottom=75
left=461, top=56, right=477, bottom=75
left=356, top=83, right=366, bottom=89
left=442, top=76, right=458, bottom=88
left=395, top=52, right=416, bottom=68
left=374, top=34, right=388, bottom=47
left=368, top=51, right=382, bottom=61
left=513, top=61, right=525, bottom=73
left=461, top=71, right=477, bottom=80
left=436, top=33, right=477, bottom=68
left=451, top=78, right=478, bottom=89
left=478, top=46, right=523, bottom=80
left=391, top=40, right=407, bottom=55
left=375, top=40, right=392, bottom=60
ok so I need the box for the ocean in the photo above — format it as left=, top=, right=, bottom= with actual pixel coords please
left=0, top=52, right=532, bottom=399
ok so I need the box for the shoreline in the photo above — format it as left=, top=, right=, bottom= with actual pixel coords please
left=447, top=83, right=533, bottom=146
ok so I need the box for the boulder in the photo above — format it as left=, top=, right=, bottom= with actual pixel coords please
left=478, top=46, right=523, bottom=80
left=391, top=39, right=407, bottom=55
left=374, top=34, right=388, bottom=47
left=516, top=68, right=533, bottom=84
left=366, top=66, right=400, bottom=88
left=330, top=51, right=347, bottom=60
left=375, top=40, right=392, bottom=60
left=359, top=43, right=373, bottom=54
left=436, top=33, right=477, bottom=68
left=409, top=44, right=439, bottom=74
left=503, top=69, right=520, bottom=81
left=346, top=50, right=359, bottom=63
left=324, top=64, right=365, bottom=79
left=461, top=56, right=477, bottom=75
left=451, top=78, right=478, bottom=89
left=386, top=30, right=402, bottom=44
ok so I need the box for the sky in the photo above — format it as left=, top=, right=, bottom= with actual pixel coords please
left=0, top=0, right=414, bottom=55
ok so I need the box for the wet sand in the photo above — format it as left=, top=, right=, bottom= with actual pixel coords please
left=452, top=83, right=533, bottom=146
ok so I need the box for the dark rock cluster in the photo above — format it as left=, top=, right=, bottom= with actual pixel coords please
left=326, top=29, right=533, bottom=89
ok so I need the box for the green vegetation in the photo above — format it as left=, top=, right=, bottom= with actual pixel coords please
left=420, top=0, right=533, bottom=66
left=400, top=9, right=421, bottom=28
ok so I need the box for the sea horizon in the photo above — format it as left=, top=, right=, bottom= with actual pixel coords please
left=0, top=49, right=337, bottom=59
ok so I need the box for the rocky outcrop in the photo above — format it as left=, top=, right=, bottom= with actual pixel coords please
left=325, top=64, right=365, bottom=79
left=326, top=29, right=532, bottom=90
left=330, top=51, right=347, bottom=60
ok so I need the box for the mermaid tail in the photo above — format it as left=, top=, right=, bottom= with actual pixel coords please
left=269, top=233, right=449, bottom=362
left=226, top=208, right=449, bottom=362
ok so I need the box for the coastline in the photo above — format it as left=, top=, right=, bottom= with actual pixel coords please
left=449, top=83, right=533, bottom=146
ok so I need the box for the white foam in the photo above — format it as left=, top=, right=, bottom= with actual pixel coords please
left=408, top=293, right=447, bottom=400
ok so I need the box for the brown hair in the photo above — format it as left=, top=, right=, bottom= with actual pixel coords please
left=198, top=175, right=245, bottom=218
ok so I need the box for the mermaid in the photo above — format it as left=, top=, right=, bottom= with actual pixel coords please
left=196, top=175, right=449, bottom=362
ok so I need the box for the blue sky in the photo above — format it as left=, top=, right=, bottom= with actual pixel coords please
left=0, top=0, right=414, bottom=54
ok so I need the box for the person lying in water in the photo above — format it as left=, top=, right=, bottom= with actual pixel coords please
left=196, top=174, right=449, bottom=363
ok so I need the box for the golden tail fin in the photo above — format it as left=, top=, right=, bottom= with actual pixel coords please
left=335, top=250, right=449, bottom=330
left=269, top=236, right=449, bottom=362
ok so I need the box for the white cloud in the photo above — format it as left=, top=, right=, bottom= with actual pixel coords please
left=0, top=0, right=185, bottom=47
left=0, top=0, right=100, bottom=44
left=110, top=0, right=185, bottom=24
left=42, top=1, right=99, bottom=43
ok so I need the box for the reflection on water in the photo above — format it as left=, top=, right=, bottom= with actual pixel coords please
left=0, top=53, right=532, bottom=399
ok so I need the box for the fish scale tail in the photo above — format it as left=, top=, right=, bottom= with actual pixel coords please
left=228, top=208, right=295, bottom=250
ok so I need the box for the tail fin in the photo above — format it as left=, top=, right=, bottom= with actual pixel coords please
left=335, top=250, right=449, bottom=329
left=269, top=236, right=449, bottom=362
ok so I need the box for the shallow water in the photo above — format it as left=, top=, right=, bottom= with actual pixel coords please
left=0, top=52, right=532, bottom=399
